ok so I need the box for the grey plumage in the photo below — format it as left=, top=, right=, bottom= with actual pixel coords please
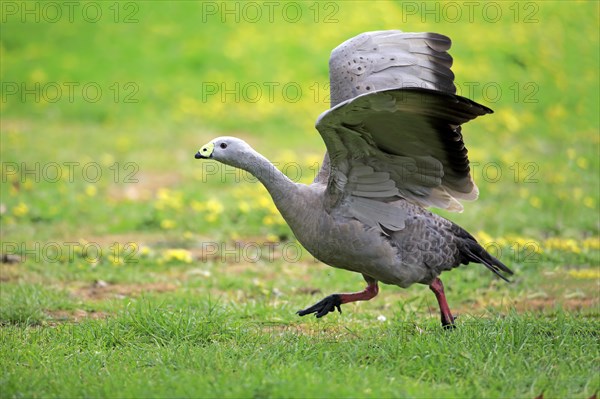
left=195, top=30, right=513, bottom=327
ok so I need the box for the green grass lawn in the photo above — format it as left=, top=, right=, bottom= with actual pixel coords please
left=1, top=1, right=599, bottom=398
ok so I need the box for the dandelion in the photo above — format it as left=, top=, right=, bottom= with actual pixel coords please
left=529, top=196, right=541, bottom=208
left=258, top=196, right=271, bottom=208
left=116, top=136, right=132, bottom=152
left=583, top=196, right=595, bottom=208
left=160, top=219, right=176, bottom=229
left=85, top=185, right=97, bottom=197
left=476, top=230, right=494, bottom=246
left=100, top=153, right=115, bottom=167
left=544, top=237, right=581, bottom=254
left=547, top=104, right=566, bottom=120
left=518, top=187, right=529, bottom=199
left=266, top=233, right=279, bottom=242
left=139, top=246, right=152, bottom=257
left=205, top=213, right=218, bottom=223
left=582, top=237, right=600, bottom=251
left=12, top=202, right=29, bottom=217
left=576, top=157, right=588, bottom=169
left=30, top=68, right=47, bottom=82
left=110, top=255, right=124, bottom=266
left=190, top=200, right=206, bottom=213
left=205, top=198, right=224, bottom=214
left=567, top=269, right=600, bottom=279
left=500, top=109, right=521, bottom=133
left=161, top=249, right=193, bottom=264
left=155, top=188, right=183, bottom=210
left=238, top=201, right=250, bottom=214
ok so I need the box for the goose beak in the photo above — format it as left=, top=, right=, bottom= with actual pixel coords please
left=195, top=142, right=215, bottom=159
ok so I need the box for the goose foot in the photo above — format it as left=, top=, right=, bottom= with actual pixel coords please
left=429, top=277, right=457, bottom=329
left=442, top=314, right=456, bottom=329
left=297, top=295, right=342, bottom=318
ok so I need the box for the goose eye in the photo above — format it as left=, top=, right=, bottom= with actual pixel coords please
left=220, top=143, right=228, bottom=149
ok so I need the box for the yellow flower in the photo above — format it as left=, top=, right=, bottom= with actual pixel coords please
left=583, top=196, right=595, bottom=208
left=161, top=249, right=193, bottom=263
left=529, top=196, right=541, bottom=208
left=567, top=269, right=600, bottom=279
left=500, top=110, right=521, bottom=133
left=266, top=233, right=279, bottom=242
left=544, top=237, right=581, bottom=254
left=205, top=213, right=218, bottom=223
left=238, top=201, right=250, bottom=214
left=191, top=200, right=206, bottom=213
left=110, top=255, right=124, bottom=266
left=30, top=68, right=47, bottom=82
left=12, top=202, right=29, bottom=217
left=160, top=219, right=176, bottom=229
left=205, top=198, right=224, bottom=214
left=100, top=153, right=115, bottom=167
left=139, top=246, right=152, bottom=257
left=155, top=188, right=183, bottom=210
left=582, top=237, right=600, bottom=251
left=576, top=157, right=588, bottom=169
left=547, top=104, right=566, bottom=120
left=258, top=196, right=271, bottom=208
left=22, top=180, right=33, bottom=190
left=85, top=185, right=97, bottom=197
left=518, top=187, right=529, bottom=199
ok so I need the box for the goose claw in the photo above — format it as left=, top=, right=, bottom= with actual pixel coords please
left=442, top=314, right=458, bottom=329
left=297, top=294, right=342, bottom=318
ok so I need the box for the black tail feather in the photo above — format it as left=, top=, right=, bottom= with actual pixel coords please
left=452, top=224, right=514, bottom=282
left=462, top=243, right=514, bottom=282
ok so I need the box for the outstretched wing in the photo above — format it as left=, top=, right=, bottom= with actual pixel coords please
left=328, top=30, right=455, bottom=108
left=316, top=88, right=491, bottom=221
left=312, top=31, right=491, bottom=233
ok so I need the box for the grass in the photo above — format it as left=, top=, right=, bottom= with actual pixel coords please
left=1, top=306, right=597, bottom=398
left=1, top=1, right=599, bottom=398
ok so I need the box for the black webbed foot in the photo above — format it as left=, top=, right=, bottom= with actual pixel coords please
left=297, top=294, right=342, bottom=318
left=441, top=314, right=458, bottom=330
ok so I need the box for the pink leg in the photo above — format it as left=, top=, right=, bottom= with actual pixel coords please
left=339, top=280, right=379, bottom=304
left=429, top=277, right=456, bottom=328
left=297, top=276, right=379, bottom=318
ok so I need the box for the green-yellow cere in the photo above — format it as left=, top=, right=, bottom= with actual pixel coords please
left=198, top=142, right=215, bottom=157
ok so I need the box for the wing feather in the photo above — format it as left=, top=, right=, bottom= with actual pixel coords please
left=312, top=30, right=493, bottom=230
left=316, top=88, right=491, bottom=211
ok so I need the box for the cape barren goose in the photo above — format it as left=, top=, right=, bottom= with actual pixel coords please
left=195, top=31, right=513, bottom=328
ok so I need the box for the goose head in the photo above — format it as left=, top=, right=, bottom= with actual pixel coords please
left=194, top=136, right=257, bottom=170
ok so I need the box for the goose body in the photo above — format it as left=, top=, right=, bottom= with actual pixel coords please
left=195, top=31, right=513, bottom=327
